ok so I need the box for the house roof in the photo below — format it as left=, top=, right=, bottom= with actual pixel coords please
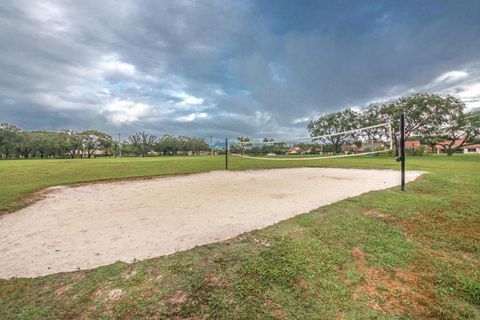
left=435, top=139, right=465, bottom=149
left=405, top=140, right=420, bottom=148
left=435, top=139, right=480, bottom=149
left=465, top=143, right=480, bottom=149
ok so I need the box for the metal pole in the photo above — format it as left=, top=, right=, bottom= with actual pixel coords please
left=225, top=138, right=228, bottom=170
left=118, top=133, right=122, bottom=157
left=400, top=114, right=405, bottom=191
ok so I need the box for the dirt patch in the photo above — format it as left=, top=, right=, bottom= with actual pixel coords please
left=165, top=290, right=190, bottom=317
left=55, top=283, right=72, bottom=296
left=351, top=247, right=436, bottom=318
left=107, top=288, right=124, bottom=301
left=362, top=209, right=394, bottom=221
left=265, top=299, right=288, bottom=319
left=0, top=168, right=422, bottom=278
left=170, top=290, right=188, bottom=304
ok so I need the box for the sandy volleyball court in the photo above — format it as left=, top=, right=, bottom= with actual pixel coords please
left=0, top=168, right=422, bottom=278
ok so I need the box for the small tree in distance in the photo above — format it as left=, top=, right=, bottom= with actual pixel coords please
left=128, top=132, right=157, bottom=157
left=236, top=136, right=251, bottom=155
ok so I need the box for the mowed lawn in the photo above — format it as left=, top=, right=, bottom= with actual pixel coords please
left=0, top=155, right=479, bottom=319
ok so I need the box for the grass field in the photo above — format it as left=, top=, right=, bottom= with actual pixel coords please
left=0, top=155, right=479, bottom=319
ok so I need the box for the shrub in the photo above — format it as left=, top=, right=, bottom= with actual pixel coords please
left=406, top=145, right=426, bottom=156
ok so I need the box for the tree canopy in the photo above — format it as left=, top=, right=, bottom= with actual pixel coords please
left=307, top=108, right=362, bottom=153
left=0, top=126, right=210, bottom=159
left=308, top=94, right=479, bottom=155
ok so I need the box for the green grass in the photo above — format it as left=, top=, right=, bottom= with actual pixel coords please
left=0, top=155, right=479, bottom=319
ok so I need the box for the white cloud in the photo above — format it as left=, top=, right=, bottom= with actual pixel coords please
left=22, top=1, right=69, bottom=33
left=175, top=92, right=204, bottom=106
left=101, top=99, right=150, bottom=124
left=455, top=82, right=480, bottom=99
left=100, top=55, right=137, bottom=77
left=31, top=93, right=89, bottom=110
left=454, top=82, right=480, bottom=110
left=255, top=111, right=272, bottom=123
left=434, top=70, right=469, bottom=83
left=292, top=117, right=310, bottom=124
left=97, top=55, right=158, bottom=83
left=176, top=112, right=208, bottom=122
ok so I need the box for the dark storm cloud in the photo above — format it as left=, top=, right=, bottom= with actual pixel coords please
left=0, top=0, right=479, bottom=140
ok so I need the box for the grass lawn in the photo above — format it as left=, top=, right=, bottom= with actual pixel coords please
left=0, top=155, right=479, bottom=319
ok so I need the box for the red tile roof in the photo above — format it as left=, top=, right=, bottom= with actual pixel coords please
left=405, top=140, right=420, bottom=149
left=435, top=139, right=465, bottom=149
left=435, top=139, right=480, bottom=149
left=465, top=144, right=480, bottom=149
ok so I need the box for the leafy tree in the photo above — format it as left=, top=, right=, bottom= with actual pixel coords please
left=261, top=138, right=274, bottom=154
left=430, top=109, right=480, bottom=156
left=236, top=136, right=251, bottom=155
left=308, top=108, right=361, bottom=153
left=363, top=94, right=454, bottom=152
left=155, top=135, right=209, bottom=155
left=128, top=132, right=157, bottom=156
left=156, top=134, right=179, bottom=155
left=80, top=130, right=113, bottom=158
left=59, top=130, right=83, bottom=158
left=0, top=123, right=23, bottom=158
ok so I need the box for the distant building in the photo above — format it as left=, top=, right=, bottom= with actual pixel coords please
left=287, top=146, right=301, bottom=154
left=405, top=140, right=421, bottom=149
left=434, top=139, right=480, bottom=154
left=462, top=143, right=480, bottom=154
left=341, top=144, right=359, bottom=153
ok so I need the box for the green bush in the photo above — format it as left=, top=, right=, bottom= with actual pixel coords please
left=406, top=145, right=426, bottom=156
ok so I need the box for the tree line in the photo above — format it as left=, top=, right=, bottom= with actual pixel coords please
left=0, top=125, right=210, bottom=159
left=308, top=93, right=480, bottom=155
left=124, top=132, right=210, bottom=157
left=230, top=94, right=480, bottom=156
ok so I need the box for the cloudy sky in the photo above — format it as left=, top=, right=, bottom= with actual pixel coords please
left=1, top=0, right=479, bottom=140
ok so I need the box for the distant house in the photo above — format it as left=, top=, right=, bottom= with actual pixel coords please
left=339, top=142, right=386, bottom=153
left=341, top=144, right=359, bottom=153
left=463, top=143, right=480, bottom=154
left=359, top=142, right=385, bottom=152
left=287, top=146, right=301, bottom=154
left=434, top=139, right=480, bottom=154
left=405, top=140, right=421, bottom=149
left=71, top=149, right=106, bottom=158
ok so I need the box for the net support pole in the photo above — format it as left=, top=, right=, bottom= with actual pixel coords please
left=400, top=114, right=405, bottom=191
left=225, top=138, right=228, bottom=170
left=388, top=121, right=393, bottom=150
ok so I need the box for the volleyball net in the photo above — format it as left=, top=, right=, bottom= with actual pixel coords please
left=228, top=122, right=393, bottom=161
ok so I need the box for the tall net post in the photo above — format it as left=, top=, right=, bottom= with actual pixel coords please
left=225, top=138, right=228, bottom=170
left=399, top=114, right=405, bottom=191
left=388, top=121, right=393, bottom=151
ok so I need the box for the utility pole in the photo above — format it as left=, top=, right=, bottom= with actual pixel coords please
left=118, top=133, right=122, bottom=157
left=210, top=135, right=213, bottom=155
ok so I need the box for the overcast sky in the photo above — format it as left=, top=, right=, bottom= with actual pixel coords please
left=0, top=0, right=479, bottom=140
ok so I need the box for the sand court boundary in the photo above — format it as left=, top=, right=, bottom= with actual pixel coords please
left=0, top=167, right=422, bottom=278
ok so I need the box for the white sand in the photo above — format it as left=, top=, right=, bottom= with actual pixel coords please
left=0, top=168, right=422, bottom=278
